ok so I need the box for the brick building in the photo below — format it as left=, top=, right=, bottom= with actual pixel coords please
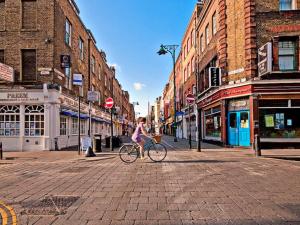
left=196, top=0, right=300, bottom=148
left=0, top=0, right=134, bottom=151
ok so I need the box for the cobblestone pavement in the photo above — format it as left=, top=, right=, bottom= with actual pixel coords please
left=0, top=138, right=300, bottom=225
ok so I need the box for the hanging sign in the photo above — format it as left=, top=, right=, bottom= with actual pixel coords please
left=209, top=67, right=221, bottom=87
left=61, top=55, right=71, bottom=68
left=0, top=62, right=14, bottom=82
left=73, top=74, right=83, bottom=86
left=258, top=42, right=272, bottom=76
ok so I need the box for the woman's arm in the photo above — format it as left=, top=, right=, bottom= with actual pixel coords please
left=141, top=126, right=149, bottom=136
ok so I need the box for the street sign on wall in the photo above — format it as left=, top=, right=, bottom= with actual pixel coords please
left=87, top=91, right=99, bottom=102
left=209, top=67, right=221, bottom=87
left=105, top=97, right=114, bottom=109
left=61, top=55, right=71, bottom=68
left=258, top=42, right=272, bottom=76
left=0, top=62, right=14, bottom=82
left=73, top=74, right=83, bottom=86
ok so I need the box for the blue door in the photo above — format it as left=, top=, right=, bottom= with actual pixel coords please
left=228, top=111, right=250, bottom=147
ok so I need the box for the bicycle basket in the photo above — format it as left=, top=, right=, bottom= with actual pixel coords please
left=153, top=135, right=162, bottom=143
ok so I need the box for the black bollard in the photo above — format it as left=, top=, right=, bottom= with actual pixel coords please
left=254, top=134, right=262, bottom=157
left=0, top=142, right=2, bottom=160
left=85, top=146, right=96, bottom=157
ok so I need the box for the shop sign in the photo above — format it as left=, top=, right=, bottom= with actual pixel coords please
left=228, top=99, right=249, bottom=111
left=258, top=42, right=272, bottom=76
left=0, top=92, right=41, bottom=102
left=209, top=67, right=221, bottom=87
left=61, top=95, right=88, bottom=112
left=61, top=55, right=71, bottom=68
left=0, top=62, right=14, bottom=82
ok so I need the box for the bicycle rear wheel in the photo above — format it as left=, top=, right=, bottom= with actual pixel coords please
left=119, top=144, right=139, bottom=163
left=148, top=143, right=167, bottom=162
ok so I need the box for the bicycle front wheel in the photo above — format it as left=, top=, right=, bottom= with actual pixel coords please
left=119, top=144, right=139, bottom=163
left=148, top=143, right=167, bottom=162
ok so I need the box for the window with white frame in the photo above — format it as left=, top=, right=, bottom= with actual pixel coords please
left=60, top=116, right=68, bottom=135
left=65, top=67, right=72, bottom=89
left=98, top=64, right=102, bottom=80
left=80, top=119, right=86, bottom=135
left=25, top=105, right=44, bottom=136
left=212, top=12, right=217, bottom=35
left=187, top=63, right=190, bottom=78
left=65, top=18, right=72, bottom=46
left=79, top=37, right=84, bottom=60
left=279, top=40, right=296, bottom=71
left=72, top=118, right=78, bottom=134
left=0, top=105, right=20, bottom=136
left=279, top=0, right=295, bottom=10
left=104, top=75, right=107, bottom=87
left=200, top=34, right=204, bottom=52
left=205, top=24, right=210, bottom=45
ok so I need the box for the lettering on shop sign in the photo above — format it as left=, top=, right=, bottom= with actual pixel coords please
left=0, top=92, right=39, bottom=102
left=61, top=96, right=88, bottom=112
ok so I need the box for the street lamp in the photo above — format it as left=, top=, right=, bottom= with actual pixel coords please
left=157, top=44, right=179, bottom=142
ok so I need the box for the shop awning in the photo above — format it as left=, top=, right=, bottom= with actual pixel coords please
left=60, top=109, right=89, bottom=120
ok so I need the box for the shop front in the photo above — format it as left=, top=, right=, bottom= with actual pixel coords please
left=203, top=104, right=222, bottom=142
left=183, top=105, right=197, bottom=141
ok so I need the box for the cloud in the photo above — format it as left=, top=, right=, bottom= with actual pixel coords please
left=133, top=82, right=146, bottom=91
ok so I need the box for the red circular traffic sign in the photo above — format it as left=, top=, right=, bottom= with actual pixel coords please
left=186, top=94, right=195, bottom=104
left=105, top=97, right=114, bottom=109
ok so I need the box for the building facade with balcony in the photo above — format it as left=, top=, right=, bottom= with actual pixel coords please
left=0, top=0, right=134, bottom=151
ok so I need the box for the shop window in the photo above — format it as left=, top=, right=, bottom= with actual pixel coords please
left=292, top=100, right=300, bottom=107
left=260, top=109, right=300, bottom=138
left=60, top=116, right=68, bottom=136
left=0, top=105, right=20, bottom=136
left=21, top=0, right=37, bottom=30
left=279, top=0, right=295, bottom=10
left=21, top=49, right=37, bottom=81
left=279, top=40, right=296, bottom=71
left=72, top=118, right=78, bottom=135
left=80, top=119, right=86, bottom=135
left=65, top=18, right=72, bottom=46
left=0, top=49, right=4, bottom=63
left=204, top=107, right=221, bottom=139
left=24, top=105, right=44, bottom=136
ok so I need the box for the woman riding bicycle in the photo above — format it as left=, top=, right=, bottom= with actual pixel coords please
left=131, top=117, right=149, bottom=160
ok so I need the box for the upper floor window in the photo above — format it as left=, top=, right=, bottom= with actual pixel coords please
left=279, top=40, right=296, bottom=71
left=187, top=38, right=190, bottom=52
left=79, top=37, right=84, bottom=60
left=91, top=55, right=95, bottom=73
left=98, top=64, right=102, bottom=80
left=200, top=34, right=204, bottom=52
left=21, top=49, right=36, bottom=81
left=22, top=0, right=37, bottom=30
left=0, top=50, right=4, bottom=63
left=212, top=12, right=217, bottom=35
left=0, top=0, right=5, bottom=30
left=187, top=63, right=190, bottom=78
left=65, top=18, right=72, bottom=46
left=205, top=24, right=210, bottom=45
left=191, top=57, right=195, bottom=72
left=279, top=0, right=295, bottom=10
left=184, top=68, right=187, bottom=82
left=64, top=67, right=72, bottom=89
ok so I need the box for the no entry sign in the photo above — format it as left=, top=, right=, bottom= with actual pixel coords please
left=186, top=94, right=195, bottom=104
left=105, top=97, right=114, bottom=109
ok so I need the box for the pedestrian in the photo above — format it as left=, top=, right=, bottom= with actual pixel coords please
left=131, top=117, right=150, bottom=160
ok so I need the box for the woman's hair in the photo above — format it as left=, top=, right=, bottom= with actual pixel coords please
left=137, top=117, right=146, bottom=123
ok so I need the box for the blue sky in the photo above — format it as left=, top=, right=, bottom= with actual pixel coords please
left=76, top=0, right=197, bottom=116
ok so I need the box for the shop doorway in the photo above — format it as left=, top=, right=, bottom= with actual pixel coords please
left=228, top=111, right=250, bottom=147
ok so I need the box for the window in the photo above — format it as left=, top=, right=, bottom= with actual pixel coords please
left=204, top=107, right=221, bottom=139
left=0, top=105, right=20, bottom=136
left=184, top=68, right=187, bottom=82
left=72, top=118, right=78, bottom=135
left=183, top=45, right=186, bottom=59
left=79, top=37, right=84, bottom=60
left=205, top=24, right=210, bottom=45
left=60, top=116, right=68, bottom=135
left=25, top=105, right=44, bottom=136
left=98, top=64, right=102, bottom=80
left=80, top=120, right=86, bottom=135
left=104, top=75, right=107, bottom=87
left=187, top=38, right=190, bottom=52
left=65, top=18, right=72, bottom=46
left=187, top=63, right=190, bottom=78
left=0, top=0, right=5, bottom=30
left=64, top=67, right=72, bottom=89
left=191, top=57, right=195, bottom=72
left=200, top=34, right=204, bottom=52
left=279, top=0, right=295, bottom=10
left=22, top=0, right=37, bottom=29
left=21, top=49, right=36, bottom=81
left=0, top=50, right=4, bottom=63
left=191, top=29, right=195, bottom=46
left=91, top=56, right=95, bottom=73
left=279, top=40, right=296, bottom=71
left=212, top=12, right=217, bottom=35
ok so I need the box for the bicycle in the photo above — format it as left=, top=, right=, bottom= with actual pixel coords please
left=119, top=135, right=167, bottom=163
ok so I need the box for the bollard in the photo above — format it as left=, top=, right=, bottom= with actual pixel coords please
left=254, top=134, right=262, bottom=157
left=0, top=142, right=2, bottom=160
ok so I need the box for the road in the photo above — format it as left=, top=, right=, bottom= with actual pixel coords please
left=0, top=136, right=300, bottom=225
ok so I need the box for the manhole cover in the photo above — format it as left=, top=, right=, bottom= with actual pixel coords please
left=21, top=196, right=79, bottom=216
left=60, top=167, right=90, bottom=173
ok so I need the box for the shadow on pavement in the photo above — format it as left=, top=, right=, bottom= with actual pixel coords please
left=263, top=156, right=300, bottom=161
left=156, top=160, right=237, bottom=164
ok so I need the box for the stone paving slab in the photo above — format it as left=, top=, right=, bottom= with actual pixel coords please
left=0, top=138, right=300, bottom=225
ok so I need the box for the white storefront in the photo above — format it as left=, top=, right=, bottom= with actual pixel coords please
left=182, top=104, right=198, bottom=141
left=0, top=86, right=112, bottom=151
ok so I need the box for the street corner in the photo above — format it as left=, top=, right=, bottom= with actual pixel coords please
left=0, top=201, right=17, bottom=225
